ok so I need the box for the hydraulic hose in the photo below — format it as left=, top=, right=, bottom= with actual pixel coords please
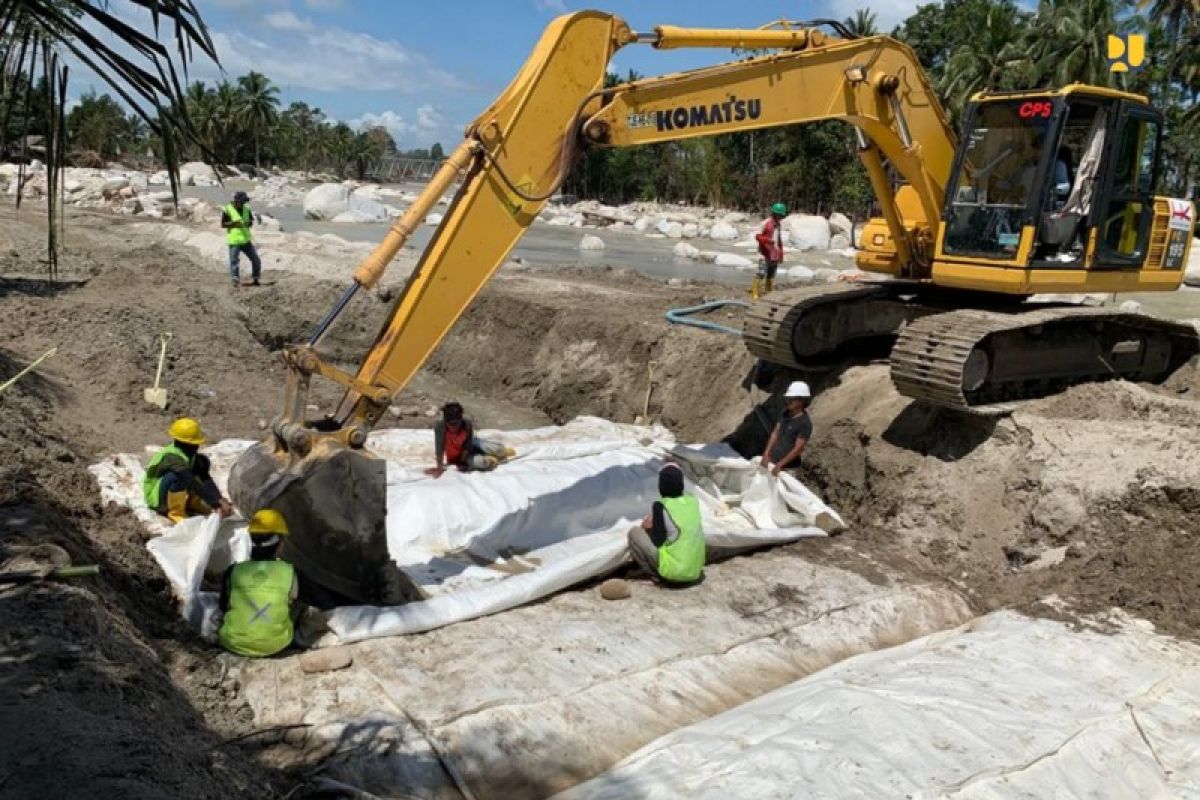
left=665, top=299, right=750, bottom=337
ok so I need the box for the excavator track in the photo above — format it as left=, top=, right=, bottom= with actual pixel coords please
left=742, top=282, right=935, bottom=369
left=891, top=307, right=1200, bottom=414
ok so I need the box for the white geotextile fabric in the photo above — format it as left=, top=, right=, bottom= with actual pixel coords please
left=89, top=417, right=842, bottom=645
left=557, top=610, right=1200, bottom=799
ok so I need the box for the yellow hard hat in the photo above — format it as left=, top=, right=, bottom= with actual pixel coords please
left=168, top=417, right=206, bottom=445
left=248, top=508, right=289, bottom=536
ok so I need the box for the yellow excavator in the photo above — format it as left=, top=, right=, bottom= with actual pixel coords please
left=228, top=12, right=1198, bottom=604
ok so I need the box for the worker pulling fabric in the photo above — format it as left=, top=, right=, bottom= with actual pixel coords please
left=761, top=381, right=813, bottom=475
left=142, top=417, right=232, bottom=523
left=627, top=463, right=706, bottom=584
left=217, top=509, right=300, bottom=658
left=427, top=401, right=516, bottom=477
left=751, top=202, right=787, bottom=299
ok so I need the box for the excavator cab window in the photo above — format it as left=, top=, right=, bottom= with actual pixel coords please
left=943, top=98, right=1059, bottom=260
left=1093, top=104, right=1161, bottom=266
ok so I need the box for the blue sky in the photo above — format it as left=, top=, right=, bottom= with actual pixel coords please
left=75, top=0, right=921, bottom=149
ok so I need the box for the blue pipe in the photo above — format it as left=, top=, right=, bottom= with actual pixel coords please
left=665, top=300, right=750, bottom=337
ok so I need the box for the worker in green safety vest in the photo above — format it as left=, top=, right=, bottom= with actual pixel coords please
left=142, top=417, right=233, bottom=524
left=218, top=509, right=301, bottom=658
left=627, top=463, right=706, bottom=584
left=221, top=190, right=262, bottom=288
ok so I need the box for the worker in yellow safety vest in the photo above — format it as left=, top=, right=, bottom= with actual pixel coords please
left=218, top=509, right=301, bottom=658
left=221, top=190, right=262, bottom=288
left=627, top=463, right=706, bottom=584
left=142, top=417, right=232, bottom=523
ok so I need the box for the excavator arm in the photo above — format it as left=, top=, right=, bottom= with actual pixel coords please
left=228, top=11, right=957, bottom=604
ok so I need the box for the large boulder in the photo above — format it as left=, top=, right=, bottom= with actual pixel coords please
left=148, top=170, right=169, bottom=186
left=672, top=242, right=700, bottom=259
left=579, top=234, right=606, bottom=251
left=681, top=223, right=699, bottom=239
left=633, top=216, right=654, bottom=232
left=783, top=214, right=831, bottom=251
left=656, top=220, right=684, bottom=238
left=332, top=209, right=383, bottom=223
left=425, top=212, right=444, bottom=226
left=345, top=192, right=388, bottom=222
left=709, top=221, right=739, bottom=241
left=828, top=212, right=853, bottom=238
left=101, top=176, right=129, bottom=196
left=787, top=266, right=815, bottom=284
left=1185, top=239, right=1200, bottom=287
left=304, top=183, right=351, bottom=220
left=830, top=232, right=851, bottom=250
left=179, top=161, right=217, bottom=182
left=176, top=169, right=195, bottom=187
left=715, top=253, right=755, bottom=270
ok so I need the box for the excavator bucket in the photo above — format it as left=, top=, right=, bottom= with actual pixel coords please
left=227, top=438, right=424, bottom=608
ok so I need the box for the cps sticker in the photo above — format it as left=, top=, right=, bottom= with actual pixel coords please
left=1167, top=198, right=1194, bottom=232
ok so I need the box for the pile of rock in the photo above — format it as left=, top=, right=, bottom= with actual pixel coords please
left=302, top=181, right=405, bottom=223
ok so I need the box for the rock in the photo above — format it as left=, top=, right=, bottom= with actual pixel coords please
left=119, top=185, right=137, bottom=198
left=257, top=213, right=282, bottom=231
left=303, top=183, right=351, bottom=220
left=148, top=170, right=168, bottom=186
left=119, top=198, right=142, bottom=215
left=667, top=277, right=684, bottom=287
left=424, top=405, right=438, bottom=418
left=299, top=647, right=354, bottom=674
left=828, top=212, right=853, bottom=237
left=147, top=190, right=175, bottom=203
left=1031, top=488, right=1087, bottom=533
left=633, top=216, right=653, bottom=233
left=787, top=266, right=815, bottom=284
left=813, top=267, right=839, bottom=283
left=425, top=212, right=444, bottom=226
left=715, top=253, right=755, bottom=270
left=829, top=232, right=851, bottom=250
left=672, top=242, right=700, bottom=259
left=783, top=214, right=832, bottom=251
left=721, top=211, right=749, bottom=225
left=579, top=234, right=605, bottom=251
left=63, top=179, right=82, bottom=194
left=697, top=250, right=721, bottom=263
left=1185, top=240, right=1200, bottom=287
left=1119, top=300, right=1143, bottom=314
left=177, top=169, right=195, bottom=187
left=657, top=220, right=684, bottom=238
left=346, top=191, right=388, bottom=222
left=681, top=223, right=699, bottom=239
left=179, top=161, right=217, bottom=182
left=102, top=176, right=129, bottom=195
left=709, top=221, right=739, bottom=241
left=599, top=578, right=631, bottom=601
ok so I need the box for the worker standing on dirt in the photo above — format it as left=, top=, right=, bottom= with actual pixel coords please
left=221, top=190, right=262, bottom=288
left=761, top=381, right=813, bottom=476
left=217, top=509, right=300, bottom=658
left=752, top=202, right=787, bottom=300
left=142, top=417, right=232, bottom=523
left=628, top=463, right=706, bottom=584
left=427, top=402, right=516, bottom=477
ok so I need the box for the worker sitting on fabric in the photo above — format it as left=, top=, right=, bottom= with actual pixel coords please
left=217, top=509, right=300, bottom=658
left=142, top=417, right=232, bottom=523
left=221, top=190, right=262, bottom=288
left=760, top=381, right=814, bottom=475
left=628, top=463, right=706, bottom=585
left=752, top=202, right=787, bottom=299
left=427, top=401, right=515, bottom=477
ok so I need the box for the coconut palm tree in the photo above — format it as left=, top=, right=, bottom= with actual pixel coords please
left=1, top=0, right=218, bottom=274
left=939, top=3, right=1031, bottom=119
left=236, top=71, right=279, bottom=170
left=1139, top=0, right=1199, bottom=98
left=212, top=80, right=241, bottom=163
left=1020, top=0, right=1135, bottom=88
left=843, top=9, right=879, bottom=37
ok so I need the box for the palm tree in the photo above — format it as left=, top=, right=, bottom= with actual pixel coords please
left=1020, top=0, right=1134, bottom=88
left=185, top=81, right=219, bottom=156
left=1139, top=0, right=1199, bottom=100
left=843, top=9, right=879, bottom=37
left=326, top=122, right=356, bottom=178
left=236, top=71, right=279, bottom=169
left=348, top=131, right=384, bottom=180
left=939, top=4, right=1031, bottom=119
left=1, top=0, right=218, bottom=275
left=212, top=80, right=241, bottom=163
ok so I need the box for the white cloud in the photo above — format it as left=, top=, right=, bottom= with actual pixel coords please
left=304, top=0, right=347, bottom=8
left=262, top=11, right=314, bottom=32
left=535, top=0, right=567, bottom=12
left=206, top=17, right=464, bottom=93
left=352, top=105, right=452, bottom=146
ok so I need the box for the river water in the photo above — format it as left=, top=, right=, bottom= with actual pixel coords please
left=186, top=179, right=855, bottom=287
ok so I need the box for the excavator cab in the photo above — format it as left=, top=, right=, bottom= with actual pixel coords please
left=941, top=86, right=1166, bottom=273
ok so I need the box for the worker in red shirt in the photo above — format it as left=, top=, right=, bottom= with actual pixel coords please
left=427, top=402, right=516, bottom=477
left=752, top=202, right=787, bottom=299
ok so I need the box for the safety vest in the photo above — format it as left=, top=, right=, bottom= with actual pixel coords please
left=656, top=494, right=705, bottom=582
left=224, top=203, right=252, bottom=246
left=142, top=442, right=192, bottom=509
left=218, top=560, right=295, bottom=658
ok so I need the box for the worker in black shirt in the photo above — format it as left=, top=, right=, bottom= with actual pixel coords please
left=761, top=381, right=813, bottom=476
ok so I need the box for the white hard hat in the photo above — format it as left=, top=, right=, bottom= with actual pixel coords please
left=785, top=381, right=811, bottom=399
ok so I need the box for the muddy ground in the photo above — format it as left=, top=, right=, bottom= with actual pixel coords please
left=2, top=207, right=1200, bottom=797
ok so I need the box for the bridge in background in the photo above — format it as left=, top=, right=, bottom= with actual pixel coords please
left=364, top=156, right=441, bottom=183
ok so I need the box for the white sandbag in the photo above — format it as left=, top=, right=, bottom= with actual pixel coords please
left=557, top=610, right=1200, bottom=799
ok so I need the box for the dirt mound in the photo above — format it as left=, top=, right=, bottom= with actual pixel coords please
left=801, top=364, right=1200, bottom=639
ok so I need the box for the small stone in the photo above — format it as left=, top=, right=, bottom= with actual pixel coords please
left=257, top=419, right=268, bottom=430
left=1118, top=300, right=1143, bottom=314
left=389, top=405, right=403, bottom=418
left=299, top=646, right=354, bottom=673
left=424, top=405, right=438, bottom=418
left=599, top=578, right=631, bottom=600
